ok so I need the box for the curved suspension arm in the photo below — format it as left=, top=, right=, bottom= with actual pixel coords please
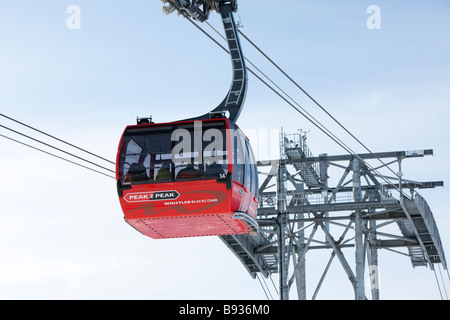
left=209, top=2, right=247, bottom=123
left=166, top=1, right=247, bottom=123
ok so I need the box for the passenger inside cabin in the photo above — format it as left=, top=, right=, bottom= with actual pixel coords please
left=123, top=163, right=148, bottom=183
left=206, top=162, right=226, bottom=178
left=155, top=161, right=172, bottom=181
left=176, top=163, right=201, bottom=180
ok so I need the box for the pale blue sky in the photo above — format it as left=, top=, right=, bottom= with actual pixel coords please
left=0, top=1, right=449, bottom=299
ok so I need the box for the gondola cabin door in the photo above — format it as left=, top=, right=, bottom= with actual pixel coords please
left=116, top=118, right=258, bottom=239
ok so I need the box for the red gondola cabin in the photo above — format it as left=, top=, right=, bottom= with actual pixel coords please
left=116, top=118, right=259, bottom=239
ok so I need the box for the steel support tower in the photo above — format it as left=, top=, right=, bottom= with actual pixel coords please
left=158, top=0, right=447, bottom=300
left=220, top=129, right=447, bottom=300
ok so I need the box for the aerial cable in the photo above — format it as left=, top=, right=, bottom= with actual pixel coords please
left=0, top=133, right=115, bottom=179
left=188, top=18, right=353, bottom=155
left=0, top=113, right=115, bottom=165
left=205, top=20, right=362, bottom=158
left=237, top=29, right=379, bottom=156
left=433, top=268, right=445, bottom=300
left=268, top=272, right=279, bottom=296
left=198, top=19, right=402, bottom=192
left=437, top=264, right=449, bottom=300
left=0, top=123, right=115, bottom=174
left=256, top=273, right=272, bottom=300
left=236, top=30, right=412, bottom=190
left=189, top=17, right=412, bottom=198
left=259, top=273, right=274, bottom=300
left=193, top=16, right=337, bottom=148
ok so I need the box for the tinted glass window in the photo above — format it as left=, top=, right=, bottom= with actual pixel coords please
left=233, top=133, right=245, bottom=185
left=242, top=135, right=251, bottom=191
left=246, top=139, right=258, bottom=196
left=118, top=121, right=228, bottom=185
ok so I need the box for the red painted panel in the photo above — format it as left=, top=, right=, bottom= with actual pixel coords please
left=119, top=180, right=253, bottom=239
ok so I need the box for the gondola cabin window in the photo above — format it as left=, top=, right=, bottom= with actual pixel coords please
left=118, top=121, right=229, bottom=185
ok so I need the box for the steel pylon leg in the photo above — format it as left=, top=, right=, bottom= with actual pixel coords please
left=353, top=158, right=366, bottom=300
left=277, top=161, right=289, bottom=300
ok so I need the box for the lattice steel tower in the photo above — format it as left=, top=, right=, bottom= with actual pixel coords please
left=220, top=129, right=447, bottom=300
left=158, top=0, right=447, bottom=300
